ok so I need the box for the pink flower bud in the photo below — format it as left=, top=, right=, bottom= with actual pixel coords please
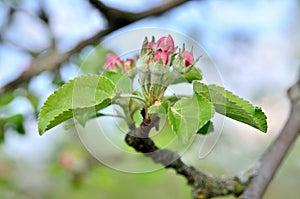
left=182, top=51, right=194, bottom=67
left=147, top=42, right=155, bottom=51
left=106, top=54, right=122, bottom=70
left=146, top=58, right=150, bottom=65
left=156, top=35, right=175, bottom=54
left=124, top=58, right=134, bottom=72
left=154, top=51, right=169, bottom=65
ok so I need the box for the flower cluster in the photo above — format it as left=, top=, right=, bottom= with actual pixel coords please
left=105, top=34, right=198, bottom=106
left=139, top=35, right=196, bottom=72
left=137, top=35, right=198, bottom=104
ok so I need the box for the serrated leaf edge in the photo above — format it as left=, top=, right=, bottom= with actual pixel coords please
left=38, top=74, right=115, bottom=134
left=208, top=84, right=267, bottom=132
left=194, top=82, right=267, bottom=132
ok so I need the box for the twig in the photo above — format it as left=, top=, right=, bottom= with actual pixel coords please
left=88, top=0, right=138, bottom=28
left=89, top=0, right=190, bottom=28
left=125, top=116, right=247, bottom=199
left=241, top=79, right=300, bottom=199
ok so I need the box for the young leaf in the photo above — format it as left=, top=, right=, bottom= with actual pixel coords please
left=172, top=67, right=202, bottom=84
left=102, top=71, right=132, bottom=93
left=167, top=94, right=215, bottom=142
left=38, top=75, right=115, bottom=134
left=74, top=111, right=97, bottom=127
left=197, top=120, right=214, bottom=135
left=6, top=114, right=25, bottom=135
left=0, top=114, right=26, bottom=142
left=0, top=91, right=14, bottom=107
left=182, top=67, right=202, bottom=83
left=132, top=108, right=143, bottom=126
left=193, top=82, right=267, bottom=133
left=148, top=101, right=169, bottom=114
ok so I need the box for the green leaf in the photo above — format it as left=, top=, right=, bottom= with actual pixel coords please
left=148, top=104, right=166, bottom=114
left=102, top=71, right=132, bottom=93
left=6, top=114, right=25, bottom=134
left=182, top=67, right=202, bottom=82
left=193, top=82, right=267, bottom=132
left=0, top=119, right=4, bottom=142
left=75, top=111, right=97, bottom=127
left=132, top=108, right=143, bottom=126
left=167, top=94, right=215, bottom=142
left=0, top=114, right=25, bottom=142
left=172, top=67, right=202, bottom=84
left=197, top=121, right=214, bottom=135
left=38, top=75, right=115, bottom=135
left=52, top=72, right=64, bottom=86
left=127, top=95, right=144, bottom=127
left=63, top=112, right=107, bottom=130
left=0, top=91, right=14, bottom=107
left=148, top=101, right=169, bottom=114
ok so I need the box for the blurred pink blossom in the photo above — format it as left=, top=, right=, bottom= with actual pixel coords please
left=106, top=54, right=122, bottom=70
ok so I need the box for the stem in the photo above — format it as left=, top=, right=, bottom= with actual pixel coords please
left=119, top=94, right=147, bottom=105
left=138, top=79, right=149, bottom=100
left=157, top=86, right=167, bottom=101
left=142, top=84, right=149, bottom=99
left=97, top=113, right=127, bottom=120
left=110, top=102, right=135, bottom=126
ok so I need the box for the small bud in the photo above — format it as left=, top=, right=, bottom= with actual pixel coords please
left=124, top=58, right=135, bottom=72
left=141, top=37, right=149, bottom=56
left=106, top=54, right=122, bottom=71
left=156, top=34, right=175, bottom=54
left=146, top=58, right=150, bottom=65
left=137, top=54, right=150, bottom=84
left=173, top=49, right=195, bottom=73
left=182, top=51, right=194, bottom=67
left=147, top=42, right=155, bottom=51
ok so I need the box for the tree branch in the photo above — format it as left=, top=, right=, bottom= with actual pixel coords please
left=241, top=79, right=300, bottom=199
left=125, top=116, right=247, bottom=199
left=0, top=0, right=189, bottom=95
left=88, top=0, right=138, bottom=28
left=89, top=0, right=190, bottom=28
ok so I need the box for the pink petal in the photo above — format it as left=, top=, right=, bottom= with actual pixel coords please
left=154, top=51, right=168, bottom=64
left=182, top=51, right=194, bottom=67
left=106, top=54, right=122, bottom=70
left=147, top=42, right=155, bottom=51
left=156, top=34, right=175, bottom=53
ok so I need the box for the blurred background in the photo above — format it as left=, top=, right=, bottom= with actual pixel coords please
left=0, top=0, right=299, bottom=199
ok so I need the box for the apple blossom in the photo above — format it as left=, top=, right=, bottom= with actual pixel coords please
left=182, top=51, right=194, bottom=67
left=106, top=54, right=122, bottom=71
left=124, top=58, right=134, bottom=72
left=156, top=34, right=175, bottom=54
